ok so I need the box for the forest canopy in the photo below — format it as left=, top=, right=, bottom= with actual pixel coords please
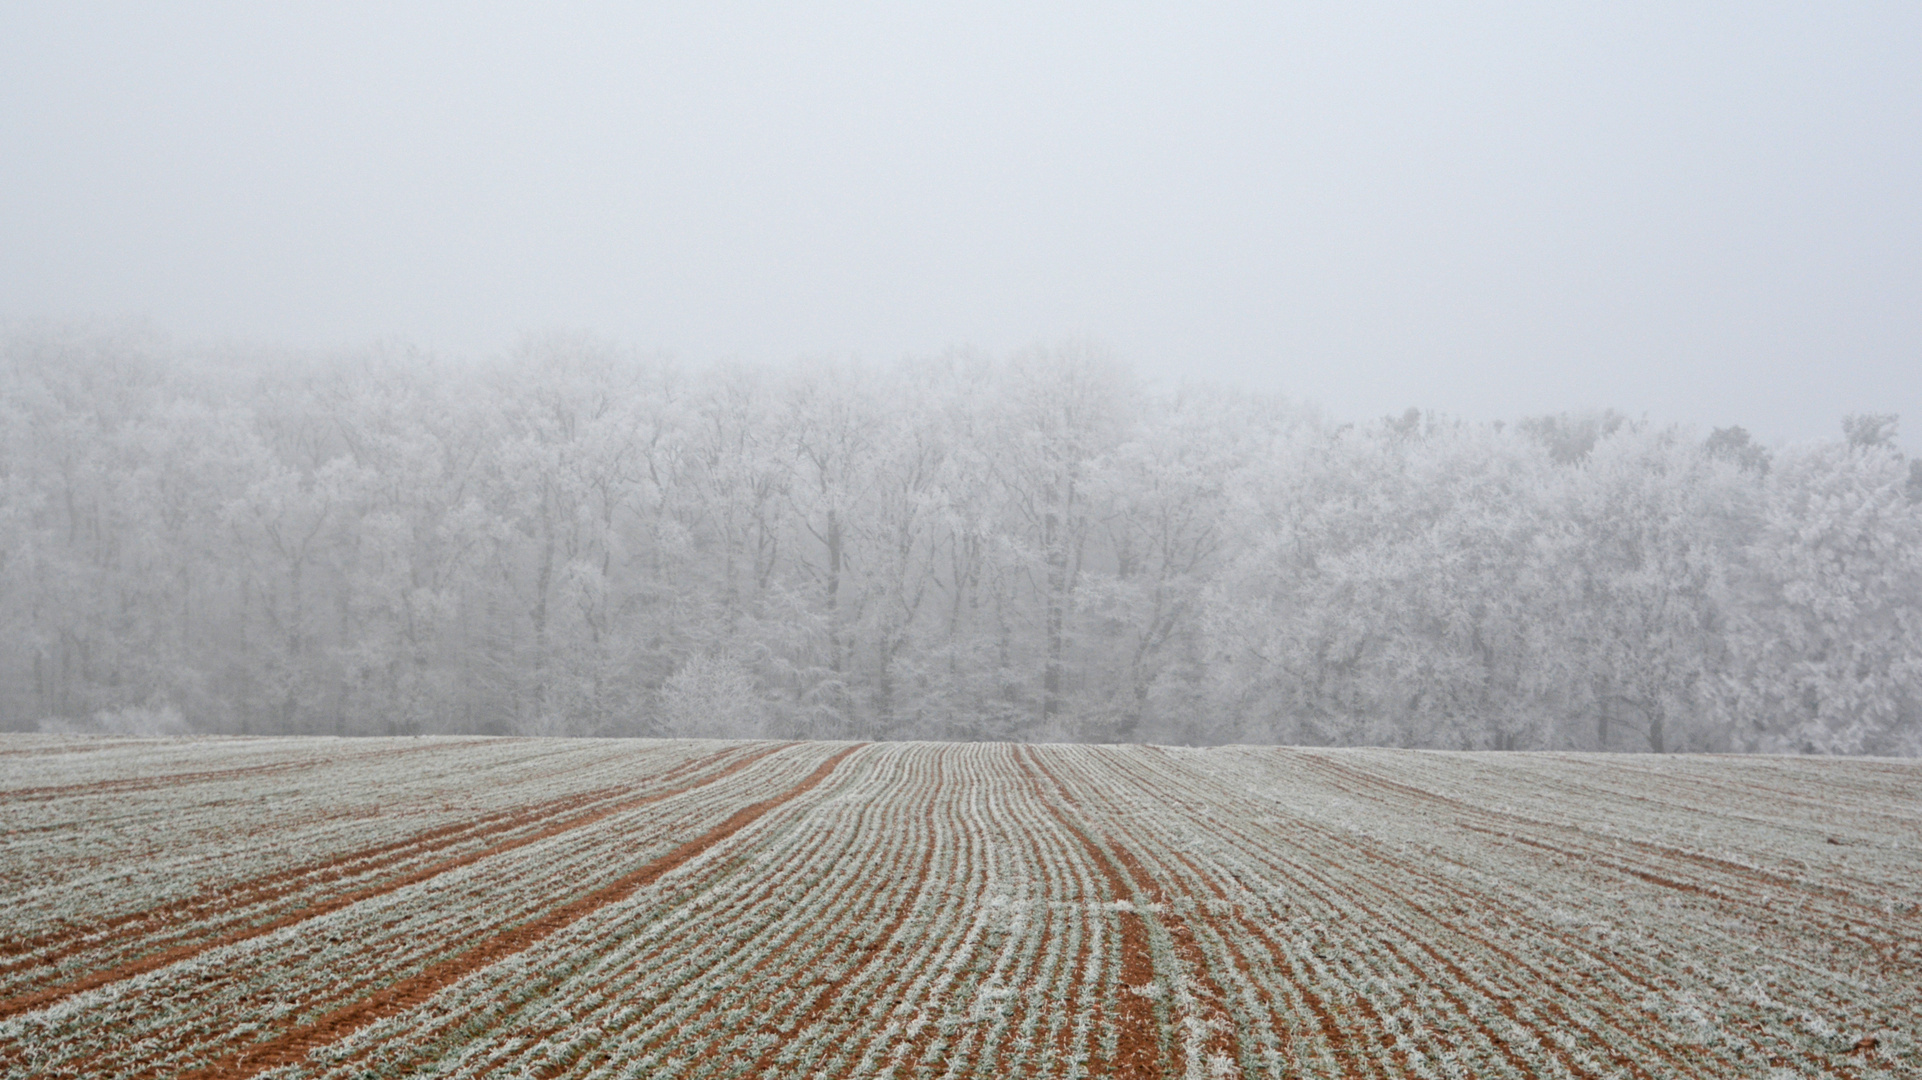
left=4, top=325, right=1918, bottom=754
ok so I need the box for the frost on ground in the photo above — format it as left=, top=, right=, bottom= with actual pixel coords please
left=1, top=735, right=1917, bottom=1079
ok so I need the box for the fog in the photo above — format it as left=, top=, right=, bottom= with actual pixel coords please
left=4, top=3, right=1918, bottom=447
left=4, top=330, right=1918, bottom=751
left=3, top=6, right=1919, bottom=752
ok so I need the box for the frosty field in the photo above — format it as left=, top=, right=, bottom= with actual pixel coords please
left=1, top=737, right=1916, bottom=1079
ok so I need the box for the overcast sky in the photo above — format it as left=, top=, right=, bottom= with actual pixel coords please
left=3, top=3, right=1917, bottom=447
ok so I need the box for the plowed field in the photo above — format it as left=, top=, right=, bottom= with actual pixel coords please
left=2, top=737, right=1917, bottom=1078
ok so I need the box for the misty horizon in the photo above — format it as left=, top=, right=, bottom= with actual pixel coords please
left=0, top=317, right=1896, bottom=455
left=3, top=5, right=1919, bottom=753
left=5, top=4, right=1918, bottom=451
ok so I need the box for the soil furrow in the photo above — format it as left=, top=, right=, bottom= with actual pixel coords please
left=1295, top=751, right=1921, bottom=926
left=1019, top=747, right=1168, bottom=1080
left=744, top=747, right=947, bottom=1077
left=170, top=744, right=862, bottom=1080
left=0, top=743, right=786, bottom=1022
left=0, top=740, right=461, bottom=802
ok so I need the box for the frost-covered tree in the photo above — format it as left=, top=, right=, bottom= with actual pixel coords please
left=1562, top=427, right=1755, bottom=752
left=2, top=323, right=1917, bottom=753
left=1721, top=437, right=1922, bottom=754
left=657, top=652, right=766, bottom=739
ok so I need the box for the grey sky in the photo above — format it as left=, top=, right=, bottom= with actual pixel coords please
left=4, top=2, right=1917, bottom=446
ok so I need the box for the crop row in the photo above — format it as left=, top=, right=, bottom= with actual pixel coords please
left=0, top=739, right=757, bottom=1004
left=1, top=741, right=835, bottom=1077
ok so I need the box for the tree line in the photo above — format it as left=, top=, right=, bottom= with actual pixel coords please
left=4, top=325, right=1918, bottom=752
